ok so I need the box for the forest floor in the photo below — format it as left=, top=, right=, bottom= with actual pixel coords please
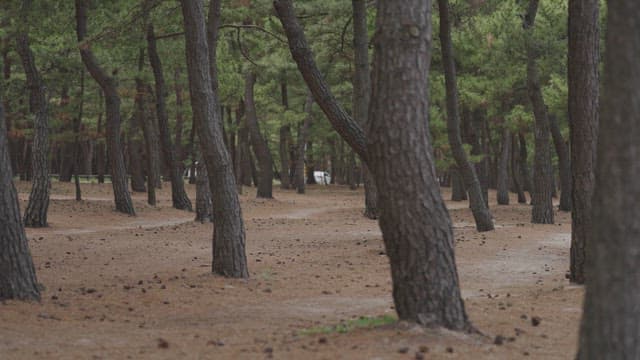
left=1, top=181, right=581, bottom=359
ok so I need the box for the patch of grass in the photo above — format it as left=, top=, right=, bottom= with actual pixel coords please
left=299, top=315, right=397, bottom=336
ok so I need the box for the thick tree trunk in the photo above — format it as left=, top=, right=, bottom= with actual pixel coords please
left=548, top=114, right=571, bottom=211
left=497, top=128, right=510, bottom=205
left=15, top=0, right=50, bottom=227
left=438, top=0, right=493, bottom=230
left=147, top=22, right=192, bottom=211
left=180, top=0, right=248, bottom=278
left=450, top=166, right=467, bottom=201
left=367, top=0, right=469, bottom=329
left=524, top=0, right=553, bottom=224
left=244, top=72, right=274, bottom=198
left=0, top=94, right=40, bottom=301
left=567, top=0, right=599, bottom=285
left=578, top=2, right=640, bottom=357
left=75, top=0, right=135, bottom=215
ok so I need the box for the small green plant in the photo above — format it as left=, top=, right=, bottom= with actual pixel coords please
left=299, top=315, right=396, bottom=336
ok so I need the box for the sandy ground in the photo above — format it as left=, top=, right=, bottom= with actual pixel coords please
left=0, top=181, right=581, bottom=359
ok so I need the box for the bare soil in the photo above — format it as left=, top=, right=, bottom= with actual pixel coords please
left=1, top=181, right=581, bottom=359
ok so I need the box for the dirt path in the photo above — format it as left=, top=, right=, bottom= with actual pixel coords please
left=0, top=182, right=581, bottom=359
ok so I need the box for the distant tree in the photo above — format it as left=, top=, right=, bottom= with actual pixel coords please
left=578, top=1, right=640, bottom=358
left=0, top=94, right=40, bottom=301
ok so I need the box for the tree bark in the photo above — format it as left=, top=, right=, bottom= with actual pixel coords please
left=438, top=0, right=493, bottom=230
left=497, top=128, right=510, bottom=205
left=0, top=93, right=40, bottom=301
left=147, top=21, right=192, bottom=211
left=511, top=134, right=527, bottom=203
left=523, top=0, right=553, bottom=224
left=195, top=153, right=212, bottom=223
left=450, top=166, right=467, bottom=201
left=295, top=96, right=313, bottom=194
left=75, top=0, right=135, bottom=215
left=180, top=0, right=248, bottom=278
left=244, top=72, right=274, bottom=198
left=568, top=0, right=599, bottom=285
left=471, top=109, right=489, bottom=206
left=134, top=51, right=157, bottom=206
left=174, top=67, right=186, bottom=167
left=15, top=0, right=50, bottom=228
left=548, top=114, right=571, bottom=211
left=127, top=113, right=146, bottom=193
left=578, top=1, right=640, bottom=357
left=279, top=81, right=291, bottom=189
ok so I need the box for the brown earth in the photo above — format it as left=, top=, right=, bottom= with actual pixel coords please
left=0, top=181, right=581, bottom=359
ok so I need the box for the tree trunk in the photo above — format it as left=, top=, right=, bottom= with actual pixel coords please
left=347, top=151, right=357, bottom=190
left=497, top=128, right=510, bottom=205
left=568, top=0, right=599, bottom=285
left=244, top=72, right=274, bottom=198
left=127, top=113, right=146, bottom=193
left=524, top=0, right=553, bottom=224
left=147, top=21, right=193, bottom=211
left=180, top=0, right=248, bottom=278
left=174, top=67, right=185, bottom=167
left=438, top=0, right=493, bottom=230
left=518, top=133, right=533, bottom=199
left=195, top=153, right=212, bottom=223
left=135, top=51, right=157, bottom=206
left=511, top=134, right=527, bottom=203
left=450, top=166, right=467, bottom=201
left=305, top=141, right=316, bottom=185
left=15, top=0, right=50, bottom=227
left=578, top=2, right=640, bottom=357
left=548, top=114, right=571, bottom=211
left=0, top=93, right=40, bottom=301
left=75, top=0, right=135, bottom=215
left=95, top=102, right=105, bottom=184
left=295, top=95, right=313, bottom=194
left=279, top=81, right=291, bottom=189
left=72, top=70, right=85, bottom=202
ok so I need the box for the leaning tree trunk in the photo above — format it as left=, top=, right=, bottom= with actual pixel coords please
left=147, top=22, right=192, bottom=211
left=275, top=0, right=469, bottom=330
left=578, top=2, right=640, bottom=357
left=438, top=0, right=493, bottom=230
left=524, top=0, right=553, bottom=224
left=180, top=0, right=248, bottom=278
left=295, top=95, right=313, bottom=194
left=496, top=128, right=510, bottom=205
left=75, top=0, right=135, bottom=215
left=244, top=72, right=274, bottom=198
left=567, top=0, right=599, bottom=286
left=15, top=0, right=50, bottom=228
left=352, top=0, right=378, bottom=218
left=549, top=114, right=571, bottom=211
left=0, top=94, right=40, bottom=301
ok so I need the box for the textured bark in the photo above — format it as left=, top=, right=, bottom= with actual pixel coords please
left=578, top=2, right=640, bottom=357
left=127, top=113, right=146, bottom=193
left=0, top=94, right=40, bottom=301
left=174, top=67, right=186, bottom=166
left=180, top=0, right=248, bottom=278
left=195, top=153, right=212, bottom=223
left=366, top=0, right=469, bottom=329
left=135, top=52, right=157, bottom=206
left=244, top=72, right=274, bottom=198
left=548, top=114, right=571, bottom=211
left=568, top=0, right=599, bottom=285
left=471, top=109, right=489, bottom=206
left=347, top=152, right=357, bottom=190
left=95, top=104, right=105, bottom=184
left=496, top=128, right=510, bottom=205
left=352, top=0, right=378, bottom=218
left=438, top=0, right=493, bottom=230
left=511, top=134, right=527, bottom=203
left=274, top=0, right=367, bottom=162
left=72, top=70, right=84, bottom=202
left=450, top=167, right=467, bottom=201
left=75, top=0, right=135, bottom=215
left=295, top=95, right=313, bottom=194
left=15, top=0, right=50, bottom=228
left=524, top=0, right=553, bottom=224
left=518, top=132, right=533, bottom=198
left=147, top=22, right=192, bottom=211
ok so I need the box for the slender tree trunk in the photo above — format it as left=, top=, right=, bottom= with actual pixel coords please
left=295, top=95, right=313, bottom=194
left=347, top=152, right=357, bottom=190
left=127, top=113, right=146, bottom=193
left=450, top=166, right=467, bottom=201
left=568, top=0, right=599, bottom=285
left=511, top=134, right=527, bottom=203
left=75, top=0, right=135, bottom=215
left=95, top=97, right=105, bottom=184
left=279, top=81, right=291, bottom=189
left=549, top=114, right=571, bottom=211
left=497, top=128, right=510, bottom=205
left=438, top=0, right=493, bottom=230
left=0, top=93, right=40, bottom=301
left=305, top=141, right=316, bottom=185
left=15, top=0, right=50, bottom=227
left=195, top=153, right=212, bottom=223
left=147, top=21, right=192, bottom=211
left=72, top=70, right=85, bottom=202
left=244, top=72, right=274, bottom=198
left=180, top=0, right=248, bottom=278
left=518, top=132, right=533, bottom=199
left=134, top=51, right=157, bottom=206
left=578, top=2, right=640, bottom=357
left=524, top=0, right=553, bottom=224
left=174, top=67, right=185, bottom=166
